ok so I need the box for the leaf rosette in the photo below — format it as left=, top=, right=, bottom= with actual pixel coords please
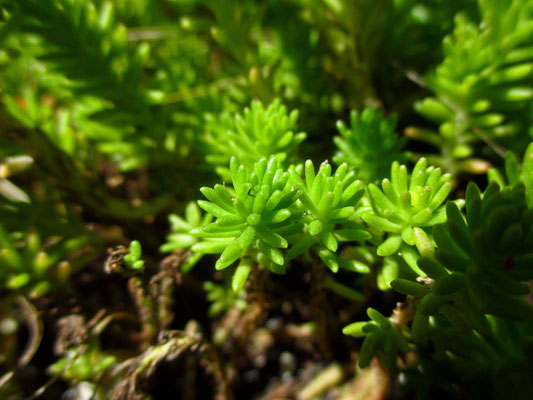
left=288, top=160, right=370, bottom=273
left=192, top=157, right=301, bottom=290
left=363, top=158, right=452, bottom=274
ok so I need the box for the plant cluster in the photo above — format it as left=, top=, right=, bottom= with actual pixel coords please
left=1, top=0, right=533, bottom=399
left=411, top=0, right=533, bottom=175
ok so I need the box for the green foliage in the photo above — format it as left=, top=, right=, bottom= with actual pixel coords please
left=0, top=153, right=99, bottom=300
left=193, top=157, right=300, bottom=287
left=6, top=0, right=144, bottom=105
left=123, top=240, right=145, bottom=271
left=419, top=182, right=533, bottom=323
left=392, top=260, right=477, bottom=338
left=0, top=205, right=92, bottom=298
left=288, top=160, right=370, bottom=273
left=192, top=156, right=373, bottom=285
left=488, top=142, right=533, bottom=207
left=203, top=280, right=247, bottom=317
left=161, top=203, right=210, bottom=253
left=333, top=108, right=408, bottom=183
left=413, top=0, right=533, bottom=172
left=48, top=344, right=116, bottom=382
left=0, top=227, right=57, bottom=298
left=343, top=307, right=410, bottom=368
left=0, top=0, right=229, bottom=174
left=2, top=0, right=533, bottom=398
left=348, top=180, right=533, bottom=393
left=2, top=0, right=158, bottom=170
left=363, top=158, right=452, bottom=274
left=204, top=99, right=306, bottom=179
left=160, top=202, right=211, bottom=272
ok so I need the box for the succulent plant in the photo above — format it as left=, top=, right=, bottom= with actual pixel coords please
left=193, top=157, right=301, bottom=290
left=334, top=108, right=408, bottom=183
left=363, top=158, right=453, bottom=274
left=288, top=159, right=370, bottom=273
left=204, top=99, right=306, bottom=180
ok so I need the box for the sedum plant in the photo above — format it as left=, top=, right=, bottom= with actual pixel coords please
left=204, top=99, right=307, bottom=180
left=203, top=280, right=247, bottom=317
left=193, top=156, right=301, bottom=291
left=0, top=227, right=59, bottom=298
left=2, top=0, right=533, bottom=398
left=363, top=158, right=452, bottom=274
left=192, top=155, right=374, bottom=289
left=333, top=108, right=408, bottom=183
left=488, top=142, right=533, bottom=207
left=343, top=307, right=409, bottom=369
left=288, top=160, right=370, bottom=273
left=0, top=222, right=91, bottom=299
left=412, top=0, right=533, bottom=174
left=123, top=240, right=145, bottom=271
left=412, top=182, right=533, bottom=325
left=346, top=179, right=533, bottom=396
left=160, top=202, right=211, bottom=273
left=48, top=343, right=116, bottom=383
left=160, top=202, right=212, bottom=254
